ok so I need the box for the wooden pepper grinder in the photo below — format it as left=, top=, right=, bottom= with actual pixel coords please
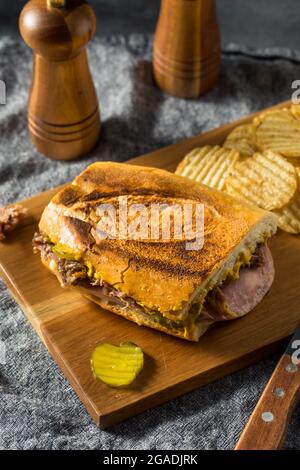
left=19, top=0, right=101, bottom=161
left=153, top=0, right=221, bottom=99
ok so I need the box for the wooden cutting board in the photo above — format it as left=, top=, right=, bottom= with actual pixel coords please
left=1, top=100, right=299, bottom=429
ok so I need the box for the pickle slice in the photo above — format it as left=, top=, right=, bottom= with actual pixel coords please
left=91, top=342, right=144, bottom=388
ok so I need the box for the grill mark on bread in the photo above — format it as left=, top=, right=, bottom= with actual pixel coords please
left=65, top=216, right=94, bottom=249
left=129, top=256, right=211, bottom=279
left=81, top=189, right=200, bottom=203
left=57, top=186, right=82, bottom=207
left=92, top=239, right=212, bottom=279
left=82, top=190, right=129, bottom=201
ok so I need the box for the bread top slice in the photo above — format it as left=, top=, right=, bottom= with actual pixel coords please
left=38, top=162, right=277, bottom=319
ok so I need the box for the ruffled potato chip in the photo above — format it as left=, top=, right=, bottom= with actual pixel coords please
left=275, top=198, right=300, bottom=233
left=176, top=146, right=239, bottom=191
left=225, top=150, right=297, bottom=211
left=291, top=103, right=300, bottom=121
left=252, top=107, right=290, bottom=127
left=256, top=109, right=300, bottom=157
left=223, top=124, right=258, bottom=158
left=274, top=168, right=300, bottom=234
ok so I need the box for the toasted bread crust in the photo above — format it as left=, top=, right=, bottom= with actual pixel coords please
left=38, top=162, right=277, bottom=320
left=39, top=252, right=210, bottom=341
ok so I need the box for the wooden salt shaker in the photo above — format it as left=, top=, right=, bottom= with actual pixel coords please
left=19, top=0, right=101, bottom=161
left=153, top=0, right=221, bottom=98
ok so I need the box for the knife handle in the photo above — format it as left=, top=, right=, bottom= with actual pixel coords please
left=235, top=354, right=300, bottom=450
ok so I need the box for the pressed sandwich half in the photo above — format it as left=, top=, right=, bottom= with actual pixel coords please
left=33, top=162, right=277, bottom=341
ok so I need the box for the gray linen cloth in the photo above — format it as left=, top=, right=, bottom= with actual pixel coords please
left=0, top=34, right=299, bottom=450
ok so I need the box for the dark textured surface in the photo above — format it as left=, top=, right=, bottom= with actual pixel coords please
left=0, top=34, right=299, bottom=450
left=2, top=0, right=300, bottom=50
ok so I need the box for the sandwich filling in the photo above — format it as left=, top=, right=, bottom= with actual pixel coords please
left=33, top=231, right=275, bottom=338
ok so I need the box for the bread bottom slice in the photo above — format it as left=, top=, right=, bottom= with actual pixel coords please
left=82, top=292, right=212, bottom=342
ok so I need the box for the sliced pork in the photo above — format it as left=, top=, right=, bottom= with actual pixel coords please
left=204, top=245, right=274, bottom=321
